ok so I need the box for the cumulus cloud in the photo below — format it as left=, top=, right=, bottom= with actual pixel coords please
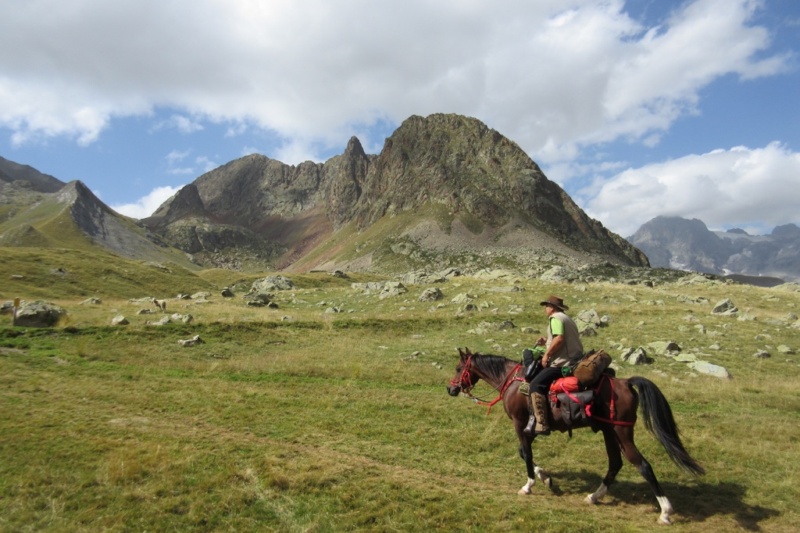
left=583, top=142, right=800, bottom=237
left=1, top=0, right=795, bottom=231
left=0, top=0, right=785, bottom=163
left=110, top=185, right=184, bottom=219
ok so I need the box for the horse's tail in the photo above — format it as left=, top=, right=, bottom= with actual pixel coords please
left=628, top=377, right=705, bottom=475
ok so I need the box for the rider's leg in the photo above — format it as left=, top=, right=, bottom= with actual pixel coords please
left=525, top=367, right=560, bottom=436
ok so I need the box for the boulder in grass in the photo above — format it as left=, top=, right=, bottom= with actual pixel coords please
left=14, top=301, right=66, bottom=327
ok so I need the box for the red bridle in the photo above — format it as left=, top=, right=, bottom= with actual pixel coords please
left=449, top=355, right=476, bottom=394
left=451, top=354, right=523, bottom=414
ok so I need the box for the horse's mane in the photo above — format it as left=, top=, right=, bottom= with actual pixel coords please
left=471, top=352, right=516, bottom=380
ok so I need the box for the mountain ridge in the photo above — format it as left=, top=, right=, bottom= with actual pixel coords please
left=627, top=216, right=800, bottom=283
left=143, top=113, right=648, bottom=273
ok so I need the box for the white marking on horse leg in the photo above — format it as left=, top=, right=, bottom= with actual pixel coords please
left=518, top=477, right=536, bottom=495
left=585, top=483, right=608, bottom=504
left=656, top=496, right=673, bottom=525
left=534, top=466, right=551, bottom=488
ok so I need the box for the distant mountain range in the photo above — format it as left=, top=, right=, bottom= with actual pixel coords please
left=627, top=216, right=800, bottom=284
left=4, top=114, right=797, bottom=284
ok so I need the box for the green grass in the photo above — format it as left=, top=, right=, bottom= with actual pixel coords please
left=1, top=258, right=800, bottom=532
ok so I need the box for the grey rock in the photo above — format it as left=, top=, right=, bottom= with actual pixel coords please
left=14, top=301, right=66, bottom=328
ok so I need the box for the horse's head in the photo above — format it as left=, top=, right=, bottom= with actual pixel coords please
left=447, top=347, right=480, bottom=396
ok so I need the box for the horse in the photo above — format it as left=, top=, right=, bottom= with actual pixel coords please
left=446, top=347, right=704, bottom=525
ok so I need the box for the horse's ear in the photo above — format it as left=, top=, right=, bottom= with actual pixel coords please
left=465, top=347, right=473, bottom=355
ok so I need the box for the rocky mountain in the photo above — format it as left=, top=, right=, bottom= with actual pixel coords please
left=144, top=113, right=648, bottom=273
left=0, top=155, right=64, bottom=194
left=0, top=162, right=196, bottom=269
left=627, top=216, right=800, bottom=283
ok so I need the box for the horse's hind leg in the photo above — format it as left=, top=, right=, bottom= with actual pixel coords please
left=585, top=428, right=623, bottom=505
left=617, top=429, right=673, bottom=525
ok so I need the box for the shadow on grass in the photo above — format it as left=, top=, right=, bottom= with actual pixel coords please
left=543, top=469, right=779, bottom=531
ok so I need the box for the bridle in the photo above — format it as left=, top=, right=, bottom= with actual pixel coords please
left=450, top=353, right=523, bottom=414
left=449, top=354, right=477, bottom=395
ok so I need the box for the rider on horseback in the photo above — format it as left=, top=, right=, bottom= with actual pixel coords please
left=524, top=295, right=584, bottom=436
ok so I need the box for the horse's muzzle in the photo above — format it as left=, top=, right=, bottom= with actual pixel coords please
left=446, top=385, right=461, bottom=396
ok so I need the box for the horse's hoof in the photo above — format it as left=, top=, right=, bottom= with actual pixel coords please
left=658, top=515, right=672, bottom=525
left=518, top=488, right=531, bottom=495
left=584, top=494, right=596, bottom=505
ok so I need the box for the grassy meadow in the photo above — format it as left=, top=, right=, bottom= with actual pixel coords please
left=2, top=250, right=800, bottom=532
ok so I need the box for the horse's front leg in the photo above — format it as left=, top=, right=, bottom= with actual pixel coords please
left=516, top=430, right=551, bottom=495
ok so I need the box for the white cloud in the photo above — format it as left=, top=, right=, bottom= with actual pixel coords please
left=584, top=142, right=800, bottom=237
left=152, top=114, right=205, bottom=134
left=0, top=0, right=785, bottom=163
left=110, top=185, right=184, bottom=219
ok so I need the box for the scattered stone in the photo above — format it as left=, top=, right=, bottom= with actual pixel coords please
left=178, top=335, right=204, bottom=347
left=687, top=361, right=731, bottom=379
left=111, top=315, right=129, bottom=326
left=621, top=347, right=652, bottom=365
left=170, top=313, right=194, bottom=324
left=80, top=298, right=102, bottom=305
left=753, top=350, right=771, bottom=359
left=777, top=345, right=795, bottom=354
left=250, top=276, right=294, bottom=292
left=14, top=301, right=66, bottom=328
left=418, top=287, right=444, bottom=302
left=245, top=293, right=273, bottom=306
left=540, top=266, right=577, bottom=282
left=712, top=298, right=738, bottom=316
left=378, top=282, right=407, bottom=299
left=221, top=287, right=234, bottom=297
left=647, top=341, right=681, bottom=356
left=451, top=293, right=475, bottom=304
left=677, top=294, right=709, bottom=305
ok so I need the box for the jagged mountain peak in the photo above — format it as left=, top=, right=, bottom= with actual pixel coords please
left=143, top=113, right=648, bottom=271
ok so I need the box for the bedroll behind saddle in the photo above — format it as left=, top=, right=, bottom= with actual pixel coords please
left=573, top=349, right=612, bottom=387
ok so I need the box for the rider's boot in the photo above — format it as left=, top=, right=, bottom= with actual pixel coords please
left=532, top=392, right=551, bottom=436
left=523, top=391, right=536, bottom=435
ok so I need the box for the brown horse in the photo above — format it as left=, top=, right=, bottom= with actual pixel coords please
left=446, top=348, right=704, bottom=525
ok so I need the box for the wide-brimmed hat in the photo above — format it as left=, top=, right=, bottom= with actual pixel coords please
left=540, top=295, right=568, bottom=311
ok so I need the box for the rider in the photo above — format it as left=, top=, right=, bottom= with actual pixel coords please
left=524, top=295, right=584, bottom=436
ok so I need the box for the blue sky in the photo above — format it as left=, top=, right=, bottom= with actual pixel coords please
left=1, top=0, right=798, bottom=237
